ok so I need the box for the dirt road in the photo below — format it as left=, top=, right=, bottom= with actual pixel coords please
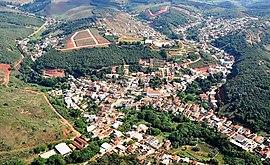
left=13, top=54, right=25, bottom=69
left=25, top=89, right=81, bottom=137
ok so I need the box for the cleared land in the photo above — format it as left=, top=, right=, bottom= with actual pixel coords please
left=170, top=143, right=224, bottom=164
left=63, top=29, right=110, bottom=50
left=0, top=87, right=67, bottom=150
left=43, top=69, right=65, bottom=78
left=118, top=36, right=144, bottom=44
left=0, top=64, right=11, bottom=86
left=101, top=13, right=144, bottom=37
left=0, top=78, right=73, bottom=163
left=147, top=6, right=169, bottom=17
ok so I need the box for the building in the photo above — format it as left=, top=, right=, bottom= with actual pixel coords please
left=55, top=143, right=72, bottom=156
left=147, top=89, right=162, bottom=97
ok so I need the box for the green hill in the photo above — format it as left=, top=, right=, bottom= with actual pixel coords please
left=214, top=32, right=270, bottom=132
left=0, top=11, right=43, bottom=64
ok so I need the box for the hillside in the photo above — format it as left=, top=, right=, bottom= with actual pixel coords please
left=0, top=11, right=43, bottom=64
left=33, top=45, right=164, bottom=76
left=0, top=75, right=72, bottom=164
left=214, top=32, right=270, bottom=132
left=21, top=0, right=120, bottom=20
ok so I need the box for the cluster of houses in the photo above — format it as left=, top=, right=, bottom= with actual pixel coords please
left=47, top=44, right=240, bottom=164
left=18, top=18, right=63, bottom=61
left=44, top=7, right=270, bottom=163
left=83, top=103, right=204, bottom=165
left=181, top=99, right=270, bottom=159
left=48, top=47, right=270, bottom=162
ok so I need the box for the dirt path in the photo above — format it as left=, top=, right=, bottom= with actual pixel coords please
left=13, top=54, right=25, bottom=69
left=25, top=89, right=81, bottom=137
left=27, top=21, right=47, bottom=38
left=0, top=64, right=11, bottom=87
left=257, top=30, right=263, bottom=43
left=183, top=55, right=202, bottom=68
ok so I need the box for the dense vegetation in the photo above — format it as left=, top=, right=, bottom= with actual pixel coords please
left=213, top=32, right=270, bottom=132
left=0, top=11, right=43, bottom=64
left=34, top=45, right=165, bottom=76
left=21, top=0, right=51, bottom=13
left=88, top=154, right=139, bottom=165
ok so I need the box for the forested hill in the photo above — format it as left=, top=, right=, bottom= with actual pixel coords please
left=213, top=32, right=270, bottom=132
left=34, top=45, right=164, bottom=75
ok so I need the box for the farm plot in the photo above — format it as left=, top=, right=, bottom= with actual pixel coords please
left=73, top=30, right=92, bottom=40
left=75, top=39, right=97, bottom=47
left=63, top=29, right=110, bottom=50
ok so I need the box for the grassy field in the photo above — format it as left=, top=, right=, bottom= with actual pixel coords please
left=170, top=143, right=224, bottom=164
left=0, top=74, right=70, bottom=164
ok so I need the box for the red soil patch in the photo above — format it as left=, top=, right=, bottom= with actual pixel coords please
left=172, top=6, right=191, bottom=15
left=147, top=6, right=169, bottom=17
left=194, top=64, right=216, bottom=73
left=95, top=36, right=110, bottom=44
left=63, top=129, right=72, bottom=137
left=43, top=69, right=65, bottom=78
left=0, top=64, right=11, bottom=86
left=67, top=39, right=75, bottom=49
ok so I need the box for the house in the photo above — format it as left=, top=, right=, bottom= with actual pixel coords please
left=72, top=141, right=84, bottom=150
left=74, top=137, right=88, bottom=147
left=100, top=143, right=112, bottom=153
left=137, top=124, right=149, bottom=133
left=164, top=140, right=172, bottom=150
left=147, top=89, right=162, bottom=97
left=254, top=136, right=264, bottom=143
left=55, top=143, right=72, bottom=156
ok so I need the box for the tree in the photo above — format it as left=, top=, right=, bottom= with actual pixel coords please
left=33, top=145, right=47, bottom=154
left=31, top=158, right=47, bottom=165
left=46, top=155, right=66, bottom=165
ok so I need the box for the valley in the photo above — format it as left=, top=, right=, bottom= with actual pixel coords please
left=0, top=0, right=270, bottom=164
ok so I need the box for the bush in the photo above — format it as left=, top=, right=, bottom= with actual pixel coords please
left=33, top=145, right=47, bottom=154
left=191, top=147, right=200, bottom=152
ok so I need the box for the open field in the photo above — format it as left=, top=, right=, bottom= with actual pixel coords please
left=100, top=13, right=146, bottom=37
left=0, top=87, right=67, bottom=150
left=75, top=39, right=97, bottom=47
left=63, top=28, right=110, bottom=50
left=170, top=143, right=224, bottom=164
left=118, top=36, right=144, bottom=44
left=73, top=30, right=92, bottom=40
left=0, top=74, right=74, bottom=163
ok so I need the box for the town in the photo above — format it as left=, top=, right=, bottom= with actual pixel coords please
left=12, top=2, right=270, bottom=165
left=46, top=44, right=269, bottom=163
